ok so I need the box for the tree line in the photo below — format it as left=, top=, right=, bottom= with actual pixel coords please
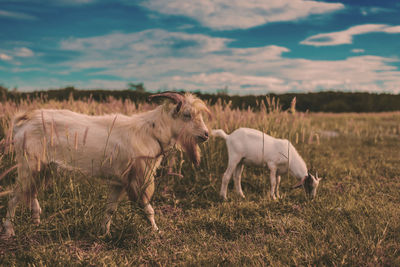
left=1, top=85, right=400, bottom=113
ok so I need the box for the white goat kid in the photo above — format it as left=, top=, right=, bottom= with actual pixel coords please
left=212, top=128, right=320, bottom=201
left=3, top=92, right=210, bottom=238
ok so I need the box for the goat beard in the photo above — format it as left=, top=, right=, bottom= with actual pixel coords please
left=178, top=135, right=201, bottom=166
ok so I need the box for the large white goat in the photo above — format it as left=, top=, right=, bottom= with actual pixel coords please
left=212, top=128, right=321, bottom=200
left=3, top=92, right=210, bottom=238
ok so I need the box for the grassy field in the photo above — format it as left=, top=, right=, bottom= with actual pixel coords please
left=0, top=96, right=399, bottom=266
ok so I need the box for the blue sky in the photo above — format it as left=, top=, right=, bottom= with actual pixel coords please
left=1, top=0, right=399, bottom=94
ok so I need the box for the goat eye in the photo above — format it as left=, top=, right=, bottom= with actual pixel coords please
left=183, top=112, right=192, bottom=120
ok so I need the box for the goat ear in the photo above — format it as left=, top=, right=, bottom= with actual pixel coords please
left=175, top=102, right=182, bottom=113
left=308, top=171, right=318, bottom=182
left=313, top=172, right=322, bottom=181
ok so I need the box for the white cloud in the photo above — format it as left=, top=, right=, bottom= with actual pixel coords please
left=351, top=49, right=365, bottom=53
left=0, top=53, right=13, bottom=61
left=166, top=55, right=400, bottom=94
left=360, top=7, right=395, bottom=16
left=10, top=67, right=43, bottom=73
left=59, top=29, right=400, bottom=94
left=301, top=24, right=400, bottom=46
left=0, top=9, right=37, bottom=20
left=61, top=29, right=229, bottom=53
left=14, top=47, right=34, bottom=57
left=59, top=29, right=234, bottom=78
left=0, top=47, right=34, bottom=63
left=176, top=72, right=284, bottom=90
left=384, top=26, right=400, bottom=33
left=140, top=0, right=344, bottom=30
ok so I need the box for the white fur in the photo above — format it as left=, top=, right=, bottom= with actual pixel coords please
left=212, top=128, right=320, bottom=200
left=3, top=93, right=210, bottom=238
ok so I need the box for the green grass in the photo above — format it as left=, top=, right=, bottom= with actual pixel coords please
left=1, top=99, right=400, bottom=266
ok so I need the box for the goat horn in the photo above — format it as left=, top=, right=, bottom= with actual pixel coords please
left=148, top=91, right=184, bottom=104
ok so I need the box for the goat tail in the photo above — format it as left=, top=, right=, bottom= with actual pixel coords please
left=211, top=129, right=228, bottom=139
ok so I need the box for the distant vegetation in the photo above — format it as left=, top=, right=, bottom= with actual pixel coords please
left=1, top=85, right=400, bottom=113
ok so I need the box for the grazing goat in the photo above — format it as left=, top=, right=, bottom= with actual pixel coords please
left=212, top=128, right=320, bottom=200
left=3, top=92, right=210, bottom=238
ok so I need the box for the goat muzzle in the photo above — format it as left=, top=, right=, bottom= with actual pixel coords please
left=197, top=131, right=209, bottom=143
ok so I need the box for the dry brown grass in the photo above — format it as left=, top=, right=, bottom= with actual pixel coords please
left=0, top=96, right=399, bottom=266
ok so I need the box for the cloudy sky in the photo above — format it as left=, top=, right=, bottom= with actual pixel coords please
left=1, top=0, right=399, bottom=94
